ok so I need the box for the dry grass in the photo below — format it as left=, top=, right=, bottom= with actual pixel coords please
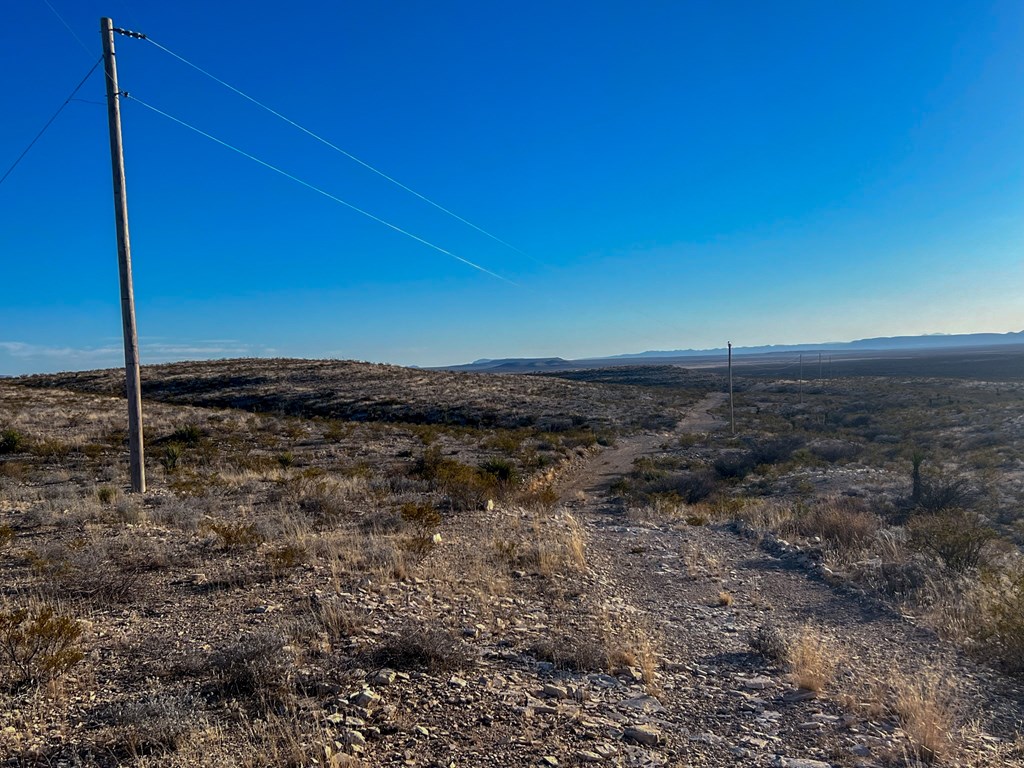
left=784, top=624, right=840, bottom=693
left=891, top=669, right=955, bottom=763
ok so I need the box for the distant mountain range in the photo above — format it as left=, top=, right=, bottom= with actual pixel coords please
left=443, top=330, right=1024, bottom=372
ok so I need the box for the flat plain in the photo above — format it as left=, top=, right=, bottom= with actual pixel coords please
left=1, top=357, right=1022, bottom=767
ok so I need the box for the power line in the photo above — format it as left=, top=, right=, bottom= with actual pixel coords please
left=0, top=57, right=102, bottom=188
left=124, top=94, right=518, bottom=286
left=144, top=36, right=541, bottom=264
left=39, top=0, right=92, bottom=57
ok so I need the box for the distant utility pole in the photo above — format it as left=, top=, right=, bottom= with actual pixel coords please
left=818, top=352, right=822, bottom=380
left=798, top=353, right=804, bottom=405
left=102, top=17, right=145, bottom=493
left=728, top=342, right=735, bottom=435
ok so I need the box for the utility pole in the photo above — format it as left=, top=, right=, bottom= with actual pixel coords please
left=102, top=17, right=145, bottom=493
left=728, top=342, right=735, bottom=435
left=818, top=352, right=822, bottom=380
left=798, top=353, right=803, bottom=405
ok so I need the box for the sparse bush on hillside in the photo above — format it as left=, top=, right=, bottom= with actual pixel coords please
left=368, top=624, right=470, bottom=673
left=908, top=509, right=995, bottom=572
left=0, top=601, right=84, bottom=686
left=790, top=499, right=879, bottom=557
left=207, top=632, right=293, bottom=710
left=0, top=428, right=25, bottom=455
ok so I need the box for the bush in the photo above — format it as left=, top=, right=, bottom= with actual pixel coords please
left=0, top=602, right=84, bottom=686
left=908, top=509, right=995, bottom=572
left=367, top=625, right=470, bottom=673
left=204, top=521, right=264, bottom=551
left=207, top=632, right=292, bottom=709
left=479, top=458, right=517, bottom=485
left=0, top=428, right=25, bottom=455
left=791, top=500, right=879, bottom=555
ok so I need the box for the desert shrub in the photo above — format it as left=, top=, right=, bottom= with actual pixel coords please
left=908, top=510, right=995, bottom=572
left=479, top=457, right=518, bottom=486
left=169, top=424, right=205, bottom=445
left=674, top=469, right=719, bottom=504
left=415, top=449, right=495, bottom=511
left=0, top=525, right=13, bottom=549
left=972, top=565, right=1024, bottom=676
left=400, top=501, right=441, bottom=532
left=100, top=694, right=201, bottom=757
left=713, top=451, right=756, bottom=480
left=749, top=436, right=803, bottom=466
left=204, top=520, right=264, bottom=551
left=33, top=539, right=145, bottom=604
left=529, top=632, right=607, bottom=672
left=748, top=623, right=788, bottom=663
left=0, top=601, right=84, bottom=686
left=367, top=625, right=470, bottom=673
left=160, top=443, right=183, bottom=472
left=917, top=476, right=976, bottom=513
left=31, top=438, right=71, bottom=461
left=97, top=486, right=117, bottom=505
left=791, top=499, right=879, bottom=555
left=0, top=428, right=25, bottom=454
left=208, top=632, right=293, bottom=709
left=265, top=542, right=308, bottom=574
left=809, top=439, right=862, bottom=463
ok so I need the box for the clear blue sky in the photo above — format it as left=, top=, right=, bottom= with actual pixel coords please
left=2, top=1, right=1022, bottom=374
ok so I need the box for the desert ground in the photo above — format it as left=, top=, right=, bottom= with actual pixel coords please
left=1, top=358, right=1022, bottom=767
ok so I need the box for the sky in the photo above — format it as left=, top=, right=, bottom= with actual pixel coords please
left=2, top=1, right=1023, bottom=375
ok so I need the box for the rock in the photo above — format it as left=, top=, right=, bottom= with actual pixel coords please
left=541, top=758, right=559, bottom=767
left=623, top=726, right=661, bottom=746
left=690, top=732, right=723, bottom=745
left=371, top=669, right=396, bottom=686
left=415, top=726, right=430, bottom=737
left=351, top=689, right=380, bottom=709
left=575, top=750, right=604, bottom=763
left=541, top=684, right=569, bottom=699
left=782, top=688, right=818, bottom=703
left=774, top=758, right=832, bottom=768
left=743, top=676, right=775, bottom=690
left=341, top=730, right=366, bottom=747
left=448, top=675, right=468, bottom=689
left=617, top=695, right=664, bottom=713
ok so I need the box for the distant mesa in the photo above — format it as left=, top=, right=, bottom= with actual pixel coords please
left=441, top=330, right=1024, bottom=373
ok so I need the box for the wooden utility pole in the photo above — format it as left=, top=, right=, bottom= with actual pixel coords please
left=727, top=342, right=735, bottom=435
left=798, top=353, right=804, bottom=405
left=102, top=17, right=145, bottom=493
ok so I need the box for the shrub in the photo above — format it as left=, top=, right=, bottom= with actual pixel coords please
left=161, top=444, right=183, bottom=472
left=479, top=457, right=517, bottom=486
left=169, top=424, right=204, bottom=445
left=0, top=525, right=13, bottom=549
left=748, top=624, right=788, bottom=663
left=0, top=601, right=84, bottom=686
left=208, top=632, right=293, bottom=709
left=204, top=521, right=264, bottom=551
left=0, top=428, right=25, bottom=455
left=400, top=501, right=441, bottom=532
left=530, top=633, right=607, bottom=672
left=367, top=625, right=470, bottom=673
left=908, top=510, right=995, bottom=572
left=97, top=486, right=117, bottom=505
left=917, top=477, right=976, bottom=513
left=791, top=499, right=879, bottom=556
